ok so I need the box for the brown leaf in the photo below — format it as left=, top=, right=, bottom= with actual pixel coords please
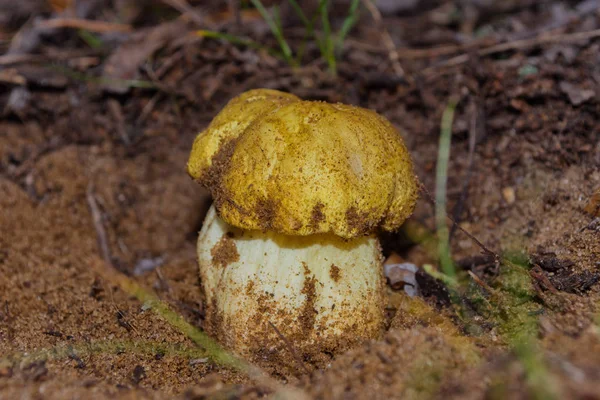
left=101, top=19, right=189, bottom=93
left=559, top=81, right=596, bottom=106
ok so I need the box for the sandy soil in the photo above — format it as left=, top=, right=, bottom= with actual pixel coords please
left=1, top=1, right=599, bottom=399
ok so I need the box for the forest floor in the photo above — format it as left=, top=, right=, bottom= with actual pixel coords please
left=1, top=1, right=599, bottom=399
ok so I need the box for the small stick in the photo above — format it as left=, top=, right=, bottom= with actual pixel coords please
left=107, top=100, right=130, bottom=146
left=136, top=93, right=162, bottom=126
left=360, top=0, right=407, bottom=80
left=228, top=0, right=242, bottom=29
left=345, top=37, right=492, bottom=59
left=0, top=51, right=99, bottom=66
left=86, top=184, right=112, bottom=265
left=87, top=184, right=139, bottom=333
left=529, top=267, right=559, bottom=294
left=425, top=28, right=600, bottom=74
left=162, top=0, right=208, bottom=28
left=37, top=18, right=132, bottom=33
left=419, top=182, right=500, bottom=262
left=478, top=28, right=600, bottom=56
left=268, top=321, right=310, bottom=375
left=467, top=271, right=495, bottom=293
left=450, top=99, right=482, bottom=239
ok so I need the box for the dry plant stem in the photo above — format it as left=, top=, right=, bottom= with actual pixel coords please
left=37, top=18, right=132, bottom=33
left=345, top=37, right=492, bottom=59
left=228, top=0, right=242, bottom=28
left=87, top=184, right=137, bottom=330
left=450, top=100, right=480, bottom=239
left=108, top=100, right=130, bottom=145
left=418, top=181, right=500, bottom=262
left=360, top=0, right=407, bottom=80
left=86, top=184, right=112, bottom=265
left=0, top=51, right=98, bottom=66
left=467, top=270, right=495, bottom=293
left=478, top=28, right=600, bottom=56
left=424, top=28, right=600, bottom=74
left=162, top=0, right=209, bottom=28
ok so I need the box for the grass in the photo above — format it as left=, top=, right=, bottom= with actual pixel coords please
left=78, top=29, right=104, bottom=49
left=435, top=98, right=458, bottom=281
left=250, top=0, right=294, bottom=65
left=0, top=340, right=208, bottom=369
left=423, top=98, right=558, bottom=400
left=198, top=30, right=282, bottom=58
left=198, top=0, right=361, bottom=75
left=49, top=64, right=157, bottom=89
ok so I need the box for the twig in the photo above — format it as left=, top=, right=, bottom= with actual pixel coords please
left=268, top=321, right=310, bottom=375
left=467, top=271, right=495, bottom=293
left=162, top=0, right=208, bottom=28
left=136, top=92, right=162, bottom=126
left=360, top=0, right=407, bottom=80
left=584, top=188, right=600, bottom=217
left=154, top=49, right=185, bottom=79
left=479, top=28, right=600, bottom=56
left=0, top=54, right=47, bottom=66
left=450, top=99, right=482, bottom=238
left=0, top=49, right=101, bottom=66
left=37, top=18, right=132, bottom=33
left=228, top=0, right=242, bottom=28
left=67, top=347, right=86, bottom=369
left=346, top=37, right=492, bottom=59
left=107, top=100, right=130, bottom=146
left=424, top=28, right=600, bottom=74
left=529, top=266, right=559, bottom=294
left=2, top=340, right=211, bottom=371
left=86, top=184, right=112, bottom=265
left=419, top=182, right=500, bottom=261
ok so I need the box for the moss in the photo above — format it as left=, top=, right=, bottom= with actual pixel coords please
left=392, top=295, right=481, bottom=399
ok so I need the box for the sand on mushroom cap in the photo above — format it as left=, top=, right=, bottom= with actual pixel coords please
left=188, top=90, right=418, bottom=239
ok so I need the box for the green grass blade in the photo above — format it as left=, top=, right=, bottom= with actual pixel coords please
left=49, top=64, right=157, bottom=89
left=436, top=99, right=457, bottom=279
left=78, top=29, right=104, bottom=49
left=335, top=0, right=360, bottom=52
left=318, top=0, right=336, bottom=74
left=197, top=30, right=283, bottom=58
left=286, top=0, right=316, bottom=64
left=250, top=0, right=294, bottom=64
left=287, top=0, right=314, bottom=32
left=272, top=5, right=284, bottom=35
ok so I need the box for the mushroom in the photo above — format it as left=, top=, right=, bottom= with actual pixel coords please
left=187, top=89, right=418, bottom=362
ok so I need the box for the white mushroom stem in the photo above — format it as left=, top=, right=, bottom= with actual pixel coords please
left=197, top=205, right=385, bottom=359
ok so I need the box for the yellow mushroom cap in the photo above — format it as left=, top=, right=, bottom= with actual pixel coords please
left=186, top=88, right=300, bottom=180
left=187, top=89, right=418, bottom=239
